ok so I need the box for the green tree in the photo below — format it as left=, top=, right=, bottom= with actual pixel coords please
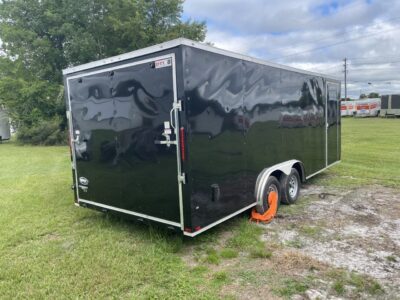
left=368, top=92, right=379, bottom=98
left=0, top=0, right=206, bottom=144
left=360, top=93, right=367, bottom=99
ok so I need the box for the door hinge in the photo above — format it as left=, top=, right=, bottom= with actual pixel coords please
left=178, top=173, right=186, bottom=184
left=174, top=100, right=182, bottom=111
left=78, top=185, right=88, bottom=192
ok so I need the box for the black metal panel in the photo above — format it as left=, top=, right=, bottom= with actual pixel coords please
left=182, top=46, right=336, bottom=230
left=182, top=47, right=248, bottom=229
left=391, top=95, right=400, bottom=109
left=243, top=63, right=327, bottom=182
left=68, top=55, right=180, bottom=223
left=381, top=95, right=389, bottom=109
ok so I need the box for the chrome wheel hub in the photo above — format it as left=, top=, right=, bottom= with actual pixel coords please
left=288, top=175, right=298, bottom=198
left=268, top=184, right=278, bottom=194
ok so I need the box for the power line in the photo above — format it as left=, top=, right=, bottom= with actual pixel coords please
left=348, top=66, right=400, bottom=71
left=269, top=26, right=400, bottom=61
left=347, top=55, right=400, bottom=61
left=349, top=60, right=400, bottom=66
left=347, top=78, right=400, bottom=83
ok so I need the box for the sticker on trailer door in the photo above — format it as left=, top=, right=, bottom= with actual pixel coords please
left=155, top=58, right=172, bottom=69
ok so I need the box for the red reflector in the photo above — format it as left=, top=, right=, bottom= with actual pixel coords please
left=180, top=127, right=185, bottom=162
left=194, top=226, right=201, bottom=231
left=184, top=227, right=192, bottom=233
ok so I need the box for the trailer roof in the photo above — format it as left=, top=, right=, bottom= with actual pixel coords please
left=62, top=38, right=340, bottom=81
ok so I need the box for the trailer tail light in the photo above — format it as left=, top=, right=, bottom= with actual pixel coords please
left=180, top=127, right=185, bottom=162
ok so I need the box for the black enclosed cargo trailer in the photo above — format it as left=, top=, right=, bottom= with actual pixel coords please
left=63, top=38, right=341, bottom=236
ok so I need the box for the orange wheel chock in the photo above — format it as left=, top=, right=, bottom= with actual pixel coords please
left=250, top=191, right=278, bottom=224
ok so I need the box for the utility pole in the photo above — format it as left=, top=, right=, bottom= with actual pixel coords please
left=343, top=58, right=347, bottom=99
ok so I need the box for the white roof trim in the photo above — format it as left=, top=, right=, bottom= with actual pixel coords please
left=62, top=38, right=340, bottom=81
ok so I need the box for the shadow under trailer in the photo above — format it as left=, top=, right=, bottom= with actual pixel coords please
left=63, top=38, right=341, bottom=237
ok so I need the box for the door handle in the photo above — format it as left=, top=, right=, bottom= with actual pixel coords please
left=155, top=121, right=177, bottom=147
left=169, top=101, right=182, bottom=129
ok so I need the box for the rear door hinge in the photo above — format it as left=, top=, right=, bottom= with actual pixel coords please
left=78, top=185, right=88, bottom=192
left=174, top=100, right=182, bottom=111
left=178, top=173, right=186, bottom=184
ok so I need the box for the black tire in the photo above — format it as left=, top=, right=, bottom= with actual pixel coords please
left=280, top=168, right=301, bottom=205
left=256, top=176, right=281, bottom=214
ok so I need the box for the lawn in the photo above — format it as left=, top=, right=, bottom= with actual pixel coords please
left=0, top=118, right=398, bottom=299
left=311, top=117, right=400, bottom=188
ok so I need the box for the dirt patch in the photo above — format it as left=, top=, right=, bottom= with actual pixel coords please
left=179, top=184, right=399, bottom=299
left=264, top=184, right=400, bottom=298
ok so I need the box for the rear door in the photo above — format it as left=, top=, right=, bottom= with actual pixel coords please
left=66, top=54, right=183, bottom=228
left=326, top=81, right=340, bottom=165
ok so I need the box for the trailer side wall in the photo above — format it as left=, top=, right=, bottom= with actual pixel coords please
left=182, top=46, right=340, bottom=229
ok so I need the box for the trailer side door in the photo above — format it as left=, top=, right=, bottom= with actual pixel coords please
left=326, top=82, right=341, bottom=165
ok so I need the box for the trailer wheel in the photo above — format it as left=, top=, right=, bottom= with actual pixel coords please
left=280, top=168, right=300, bottom=205
left=256, top=176, right=280, bottom=214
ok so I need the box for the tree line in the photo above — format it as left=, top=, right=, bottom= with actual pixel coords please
left=0, top=0, right=206, bottom=145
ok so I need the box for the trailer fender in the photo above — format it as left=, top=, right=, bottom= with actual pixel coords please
left=254, top=159, right=304, bottom=207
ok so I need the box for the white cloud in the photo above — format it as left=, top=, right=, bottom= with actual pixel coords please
left=184, top=0, right=400, bottom=98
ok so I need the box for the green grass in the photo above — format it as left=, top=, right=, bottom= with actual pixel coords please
left=298, top=225, right=324, bottom=237
left=285, top=239, right=305, bottom=249
left=226, top=219, right=263, bottom=250
left=212, top=271, right=230, bottom=285
left=0, top=144, right=218, bottom=298
left=219, top=248, right=238, bottom=259
left=311, top=118, right=400, bottom=188
left=332, top=281, right=345, bottom=295
left=205, top=248, right=220, bottom=265
left=386, top=255, right=397, bottom=263
left=249, top=248, right=272, bottom=259
left=327, top=269, right=383, bottom=296
left=0, top=118, right=397, bottom=298
left=273, top=278, right=310, bottom=297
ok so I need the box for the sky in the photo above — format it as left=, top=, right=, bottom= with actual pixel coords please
left=183, top=0, right=400, bottom=99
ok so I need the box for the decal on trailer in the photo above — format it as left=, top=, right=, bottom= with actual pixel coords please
left=155, top=58, right=172, bottom=69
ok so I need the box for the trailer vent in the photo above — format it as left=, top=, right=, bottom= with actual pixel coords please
left=381, top=95, right=389, bottom=109
left=391, top=95, right=400, bottom=109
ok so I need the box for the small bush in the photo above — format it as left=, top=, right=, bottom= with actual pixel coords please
left=205, top=248, right=220, bottom=265
left=386, top=255, right=396, bottom=262
left=332, top=281, right=345, bottom=295
left=213, top=271, right=228, bottom=282
left=16, top=117, right=66, bottom=145
left=250, top=248, right=272, bottom=259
